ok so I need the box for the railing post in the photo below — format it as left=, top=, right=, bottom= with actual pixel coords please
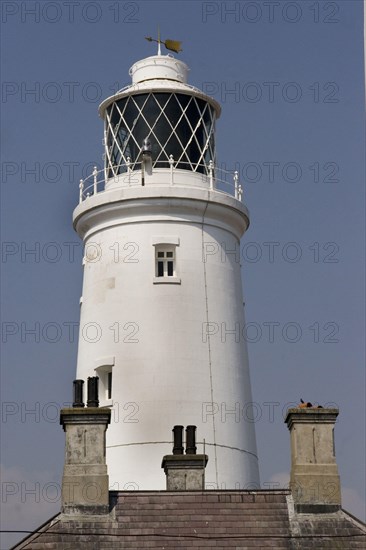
left=209, top=160, right=214, bottom=190
left=103, top=131, right=108, bottom=183
left=234, top=171, right=239, bottom=200
left=169, top=155, right=174, bottom=186
left=93, top=166, right=98, bottom=195
left=79, top=179, right=84, bottom=203
left=102, top=153, right=108, bottom=184
left=238, top=184, right=243, bottom=203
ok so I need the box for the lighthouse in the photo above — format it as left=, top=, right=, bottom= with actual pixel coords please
left=73, top=48, right=260, bottom=490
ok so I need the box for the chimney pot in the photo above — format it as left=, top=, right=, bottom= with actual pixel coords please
left=72, top=379, right=84, bottom=407
left=87, top=376, right=99, bottom=407
left=186, top=425, right=197, bottom=454
left=172, top=425, right=184, bottom=455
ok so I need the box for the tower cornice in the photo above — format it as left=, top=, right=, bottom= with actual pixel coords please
left=99, top=80, right=221, bottom=119
left=73, top=186, right=250, bottom=241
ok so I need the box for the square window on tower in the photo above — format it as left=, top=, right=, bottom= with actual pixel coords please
left=153, top=243, right=181, bottom=284
left=155, top=247, right=175, bottom=277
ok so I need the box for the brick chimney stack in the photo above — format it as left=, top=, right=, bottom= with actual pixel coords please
left=162, top=426, right=208, bottom=490
left=285, top=407, right=341, bottom=513
left=60, top=378, right=111, bottom=515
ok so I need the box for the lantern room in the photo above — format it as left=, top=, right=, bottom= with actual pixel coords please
left=99, top=55, right=221, bottom=178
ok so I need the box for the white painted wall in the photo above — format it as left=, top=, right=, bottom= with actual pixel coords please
left=74, top=185, right=259, bottom=490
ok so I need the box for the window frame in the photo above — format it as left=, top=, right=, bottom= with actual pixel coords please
left=95, top=357, right=115, bottom=406
left=156, top=247, right=176, bottom=278
left=152, top=239, right=181, bottom=285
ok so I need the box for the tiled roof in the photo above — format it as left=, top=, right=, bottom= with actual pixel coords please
left=289, top=508, right=366, bottom=549
left=12, top=490, right=366, bottom=549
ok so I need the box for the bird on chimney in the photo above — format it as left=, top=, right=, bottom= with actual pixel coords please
left=299, top=399, right=313, bottom=408
left=298, top=399, right=324, bottom=409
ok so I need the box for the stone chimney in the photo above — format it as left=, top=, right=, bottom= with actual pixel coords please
left=285, top=407, right=341, bottom=513
left=60, top=378, right=111, bottom=515
left=162, top=426, right=208, bottom=490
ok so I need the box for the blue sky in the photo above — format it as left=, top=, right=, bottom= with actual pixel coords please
left=1, top=1, right=365, bottom=548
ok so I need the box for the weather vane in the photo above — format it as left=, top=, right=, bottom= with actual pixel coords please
left=145, top=28, right=182, bottom=55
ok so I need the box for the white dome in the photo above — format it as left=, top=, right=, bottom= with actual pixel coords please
left=129, top=55, right=189, bottom=84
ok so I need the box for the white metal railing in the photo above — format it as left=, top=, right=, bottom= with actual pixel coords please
left=78, top=158, right=243, bottom=204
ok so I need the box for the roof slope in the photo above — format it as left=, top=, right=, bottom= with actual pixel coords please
left=289, top=506, right=366, bottom=549
left=11, top=490, right=366, bottom=549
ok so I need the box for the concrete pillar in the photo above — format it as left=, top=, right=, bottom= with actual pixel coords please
left=60, top=407, right=111, bottom=515
left=285, top=408, right=341, bottom=513
left=161, top=454, right=208, bottom=491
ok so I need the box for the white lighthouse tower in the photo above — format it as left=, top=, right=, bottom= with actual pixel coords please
left=73, top=48, right=260, bottom=490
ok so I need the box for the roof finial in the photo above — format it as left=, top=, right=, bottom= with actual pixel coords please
left=157, top=26, right=161, bottom=56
